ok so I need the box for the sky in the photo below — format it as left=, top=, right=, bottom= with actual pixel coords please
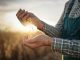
left=0, top=0, right=68, bottom=31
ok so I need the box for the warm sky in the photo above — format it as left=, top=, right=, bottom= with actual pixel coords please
left=0, top=0, right=68, bottom=31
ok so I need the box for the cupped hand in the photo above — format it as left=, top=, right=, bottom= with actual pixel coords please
left=23, top=34, right=52, bottom=49
left=16, top=9, right=44, bottom=30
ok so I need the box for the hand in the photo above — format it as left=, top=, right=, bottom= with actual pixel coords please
left=23, top=34, right=52, bottom=49
left=16, top=9, right=44, bottom=30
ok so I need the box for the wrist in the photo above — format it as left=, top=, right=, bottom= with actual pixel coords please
left=32, top=19, right=44, bottom=30
left=36, top=20, right=44, bottom=30
left=38, top=23, right=44, bottom=30
left=45, top=37, right=52, bottom=46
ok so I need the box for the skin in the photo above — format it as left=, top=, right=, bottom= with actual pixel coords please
left=16, top=9, right=53, bottom=49
left=16, top=9, right=44, bottom=29
left=23, top=34, right=52, bottom=49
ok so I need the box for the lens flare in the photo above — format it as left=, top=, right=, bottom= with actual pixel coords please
left=22, top=23, right=38, bottom=33
left=4, top=11, right=38, bottom=33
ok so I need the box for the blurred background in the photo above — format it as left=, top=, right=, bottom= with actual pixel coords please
left=0, top=0, right=68, bottom=60
left=0, top=0, right=68, bottom=31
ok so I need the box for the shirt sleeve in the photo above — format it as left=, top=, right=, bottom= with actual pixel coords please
left=39, top=1, right=69, bottom=38
left=51, top=38, right=80, bottom=58
left=40, top=22, right=61, bottom=37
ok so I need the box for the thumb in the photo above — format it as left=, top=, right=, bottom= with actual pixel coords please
left=23, top=36, right=28, bottom=44
left=23, top=38, right=34, bottom=44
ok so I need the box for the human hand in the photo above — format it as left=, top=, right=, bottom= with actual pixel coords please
left=16, top=9, right=44, bottom=30
left=23, top=34, right=52, bottom=49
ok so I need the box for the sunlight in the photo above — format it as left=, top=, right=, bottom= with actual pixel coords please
left=22, top=23, right=38, bottom=33
left=4, top=11, right=38, bottom=33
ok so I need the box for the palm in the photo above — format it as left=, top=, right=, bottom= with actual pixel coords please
left=23, top=35, right=52, bottom=49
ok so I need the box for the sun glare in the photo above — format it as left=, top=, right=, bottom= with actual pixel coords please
left=22, top=23, right=38, bottom=32
left=4, top=11, right=38, bottom=33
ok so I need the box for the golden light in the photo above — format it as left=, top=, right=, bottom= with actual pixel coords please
left=4, top=11, right=38, bottom=33
left=22, top=23, right=38, bottom=33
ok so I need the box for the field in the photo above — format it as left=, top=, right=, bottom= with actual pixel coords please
left=0, top=30, right=62, bottom=60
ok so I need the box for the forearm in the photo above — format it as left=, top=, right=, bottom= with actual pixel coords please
left=51, top=38, right=80, bottom=58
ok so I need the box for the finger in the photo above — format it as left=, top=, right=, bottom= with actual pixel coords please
left=19, top=12, right=27, bottom=20
left=25, top=11, right=28, bottom=14
left=23, top=39, right=33, bottom=43
left=16, top=9, right=22, bottom=17
left=23, top=42, right=38, bottom=49
left=24, top=42, right=43, bottom=49
left=23, top=42, right=35, bottom=49
left=20, top=11, right=29, bottom=20
left=23, top=38, right=28, bottom=43
left=22, top=13, right=30, bottom=20
left=17, top=9, right=25, bottom=19
left=18, top=9, right=25, bottom=16
left=16, top=9, right=22, bottom=16
left=18, top=10, right=25, bottom=19
left=25, top=11, right=30, bottom=19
